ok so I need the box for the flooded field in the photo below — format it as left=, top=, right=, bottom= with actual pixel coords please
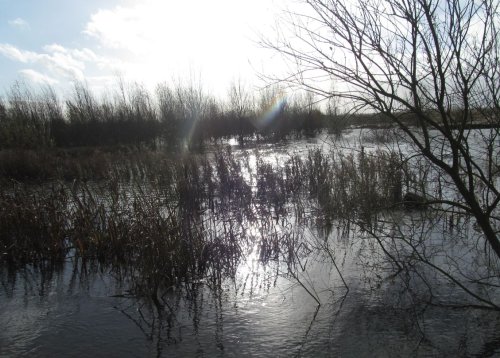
left=1, top=129, right=499, bottom=357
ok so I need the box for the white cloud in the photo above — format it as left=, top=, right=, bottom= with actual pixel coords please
left=84, top=1, right=259, bottom=57
left=82, top=0, right=283, bottom=95
left=43, top=44, right=68, bottom=54
left=0, top=40, right=131, bottom=97
left=0, top=43, right=87, bottom=80
left=1, top=1, right=287, bottom=96
left=8, top=18, right=30, bottom=30
left=19, top=69, right=59, bottom=85
left=0, top=43, right=37, bottom=63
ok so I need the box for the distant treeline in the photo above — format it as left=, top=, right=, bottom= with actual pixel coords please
left=0, top=81, right=347, bottom=150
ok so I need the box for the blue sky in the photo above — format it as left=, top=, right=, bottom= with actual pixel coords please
left=0, top=0, right=285, bottom=97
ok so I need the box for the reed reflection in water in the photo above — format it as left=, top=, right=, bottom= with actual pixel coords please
left=1, top=131, right=499, bottom=356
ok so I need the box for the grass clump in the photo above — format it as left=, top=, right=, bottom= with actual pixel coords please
left=0, top=145, right=411, bottom=302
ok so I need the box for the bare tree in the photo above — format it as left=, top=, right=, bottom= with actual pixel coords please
left=228, top=79, right=254, bottom=143
left=265, top=0, right=500, bottom=260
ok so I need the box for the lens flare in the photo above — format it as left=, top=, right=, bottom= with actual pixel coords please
left=254, top=96, right=287, bottom=130
left=184, top=115, right=200, bottom=151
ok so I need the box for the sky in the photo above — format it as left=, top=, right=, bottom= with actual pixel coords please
left=0, top=0, right=288, bottom=98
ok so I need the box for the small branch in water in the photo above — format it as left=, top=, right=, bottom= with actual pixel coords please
left=288, top=269, right=321, bottom=306
left=296, top=304, right=321, bottom=356
left=308, top=228, right=349, bottom=291
left=427, top=301, right=500, bottom=311
left=323, top=242, right=349, bottom=292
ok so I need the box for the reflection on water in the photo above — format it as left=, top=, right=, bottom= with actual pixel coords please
left=2, top=228, right=499, bottom=357
left=1, top=130, right=500, bottom=357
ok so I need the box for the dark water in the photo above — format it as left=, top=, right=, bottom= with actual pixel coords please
left=1, top=131, right=500, bottom=357
left=2, top=230, right=499, bottom=357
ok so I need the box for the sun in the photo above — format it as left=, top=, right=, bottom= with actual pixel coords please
left=84, top=0, right=285, bottom=96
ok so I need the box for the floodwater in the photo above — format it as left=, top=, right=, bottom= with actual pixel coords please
left=1, top=129, right=500, bottom=357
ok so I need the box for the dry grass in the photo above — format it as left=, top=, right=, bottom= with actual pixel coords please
left=0, top=146, right=410, bottom=302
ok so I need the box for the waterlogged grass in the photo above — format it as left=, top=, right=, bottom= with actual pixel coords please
left=0, top=146, right=410, bottom=301
left=2, top=131, right=499, bottom=357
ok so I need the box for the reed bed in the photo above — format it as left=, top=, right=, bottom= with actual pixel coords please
left=0, top=81, right=339, bottom=152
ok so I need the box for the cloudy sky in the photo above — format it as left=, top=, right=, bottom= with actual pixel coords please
left=0, top=0, right=287, bottom=97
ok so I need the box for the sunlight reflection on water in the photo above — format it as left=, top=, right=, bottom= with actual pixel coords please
left=1, top=129, right=500, bottom=357
left=2, top=225, right=498, bottom=357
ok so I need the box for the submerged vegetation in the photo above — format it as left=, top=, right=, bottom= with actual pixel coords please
left=0, top=147, right=405, bottom=292
left=1, top=139, right=498, bottom=313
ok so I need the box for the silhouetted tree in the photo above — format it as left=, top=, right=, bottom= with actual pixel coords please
left=228, top=79, right=255, bottom=144
left=266, top=0, right=500, bottom=259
